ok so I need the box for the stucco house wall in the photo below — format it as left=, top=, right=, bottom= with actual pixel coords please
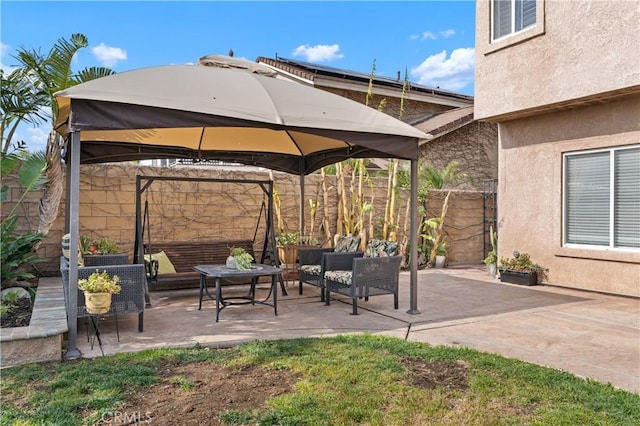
left=498, top=95, right=640, bottom=296
left=474, top=0, right=640, bottom=296
left=475, top=0, right=640, bottom=120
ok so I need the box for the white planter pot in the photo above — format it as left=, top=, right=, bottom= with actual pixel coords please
left=487, top=263, right=497, bottom=278
left=225, top=255, right=237, bottom=269
left=435, top=255, right=446, bottom=268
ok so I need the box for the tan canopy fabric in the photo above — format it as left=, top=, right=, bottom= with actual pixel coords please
left=54, top=65, right=428, bottom=174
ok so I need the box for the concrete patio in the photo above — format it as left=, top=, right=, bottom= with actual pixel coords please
left=72, top=265, right=639, bottom=394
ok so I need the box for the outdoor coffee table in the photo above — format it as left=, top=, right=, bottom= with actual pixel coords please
left=194, top=264, right=282, bottom=322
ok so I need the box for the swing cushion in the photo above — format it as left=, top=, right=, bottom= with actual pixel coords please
left=144, top=251, right=177, bottom=275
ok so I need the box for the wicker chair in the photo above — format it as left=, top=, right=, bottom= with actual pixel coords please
left=323, top=239, right=402, bottom=315
left=60, top=257, right=146, bottom=332
left=298, top=236, right=362, bottom=302
left=83, top=253, right=129, bottom=267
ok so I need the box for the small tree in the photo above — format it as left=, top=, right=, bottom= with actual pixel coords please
left=419, top=161, right=470, bottom=267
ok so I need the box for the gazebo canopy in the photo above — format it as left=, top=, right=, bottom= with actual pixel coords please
left=54, top=65, right=427, bottom=174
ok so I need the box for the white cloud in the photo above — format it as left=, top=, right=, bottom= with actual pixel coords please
left=0, top=42, right=8, bottom=56
left=91, top=43, right=127, bottom=67
left=440, top=29, right=456, bottom=38
left=27, top=127, right=49, bottom=152
left=292, top=44, right=343, bottom=62
left=421, top=31, right=437, bottom=40
left=410, top=48, right=475, bottom=91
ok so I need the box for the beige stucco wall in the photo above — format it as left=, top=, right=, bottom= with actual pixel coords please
left=475, top=0, right=640, bottom=120
left=497, top=94, right=640, bottom=296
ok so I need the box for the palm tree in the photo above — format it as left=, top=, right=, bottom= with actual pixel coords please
left=419, top=161, right=470, bottom=267
left=13, top=33, right=115, bottom=235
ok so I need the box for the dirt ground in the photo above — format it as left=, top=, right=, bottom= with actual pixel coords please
left=0, top=297, right=33, bottom=328
left=107, top=358, right=468, bottom=425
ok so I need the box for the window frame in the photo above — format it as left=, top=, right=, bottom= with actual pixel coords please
left=491, top=0, right=537, bottom=42
left=486, top=0, right=545, bottom=54
left=562, top=145, right=640, bottom=252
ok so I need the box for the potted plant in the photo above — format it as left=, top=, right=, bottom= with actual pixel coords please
left=81, top=235, right=120, bottom=255
left=422, top=217, right=447, bottom=268
left=77, top=270, right=121, bottom=314
left=498, top=251, right=548, bottom=286
left=483, top=226, right=498, bottom=278
left=226, top=247, right=254, bottom=270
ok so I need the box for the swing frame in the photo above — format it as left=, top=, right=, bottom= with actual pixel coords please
left=133, top=175, right=282, bottom=303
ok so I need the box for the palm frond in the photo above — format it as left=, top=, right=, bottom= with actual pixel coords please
left=17, top=150, right=48, bottom=191
left=74, top=67, right=116, bottom=84
left=1, top=152, right=21, bottom=177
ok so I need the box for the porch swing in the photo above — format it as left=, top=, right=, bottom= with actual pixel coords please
left=132, top=175, right=286, bottom=304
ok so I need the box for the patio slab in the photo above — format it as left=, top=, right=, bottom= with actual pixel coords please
left=71, top=265, right=639, bottom=394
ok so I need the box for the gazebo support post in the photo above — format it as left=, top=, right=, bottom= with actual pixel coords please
left=407, top=158, right=420, bottom=314
left=64, top=131, right=81, bottom=359
left=299, top=164, right=305, bottom=236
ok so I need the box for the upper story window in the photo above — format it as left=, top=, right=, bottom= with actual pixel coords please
left=492, top=0, right=537, bottom=41
left=563, top=146, right=640, bottom=251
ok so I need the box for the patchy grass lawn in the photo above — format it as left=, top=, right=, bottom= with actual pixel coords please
left=1, top=335, right=638, bottom=425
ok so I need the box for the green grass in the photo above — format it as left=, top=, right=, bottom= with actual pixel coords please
left=1, top=335, right=638, bottom=425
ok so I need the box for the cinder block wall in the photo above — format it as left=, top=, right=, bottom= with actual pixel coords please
left=3, top=164, right=486, bottom=275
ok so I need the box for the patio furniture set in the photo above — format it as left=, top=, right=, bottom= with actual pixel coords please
left=60, top=235, right=401, bottom=353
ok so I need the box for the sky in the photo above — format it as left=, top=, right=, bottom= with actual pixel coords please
left=1, top=0, right=476, bottom=152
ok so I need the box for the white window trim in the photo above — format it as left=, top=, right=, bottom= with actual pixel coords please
left=562, top=145, right=640, bottom=252
left=486, top=0, right=545, bottom=55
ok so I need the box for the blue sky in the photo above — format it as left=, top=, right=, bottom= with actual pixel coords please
left=1, top=0, right=476, bottom=152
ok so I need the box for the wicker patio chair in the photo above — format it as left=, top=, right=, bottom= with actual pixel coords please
left=323, top=239, right=402, bottom=315
left=60, top=257, right=146, bottom=332
left=298, top=235, right=362, bottom=302
left=83, top=253, right=129, bottom=267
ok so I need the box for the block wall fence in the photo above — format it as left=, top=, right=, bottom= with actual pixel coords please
left=3, top=164, right=487, bottom=276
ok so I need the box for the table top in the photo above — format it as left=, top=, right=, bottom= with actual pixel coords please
left=193, top=264, right=282, bottom=278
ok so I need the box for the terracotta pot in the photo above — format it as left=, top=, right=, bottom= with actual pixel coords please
left=84, top=292, right=112, bottom=314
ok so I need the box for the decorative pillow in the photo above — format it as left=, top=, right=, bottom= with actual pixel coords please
left=61, top=233, right=84, bottom=266
left=335, top=235, right=361, bottom=253
left=364, top=239, right=398, bottom=258
left=144, top=251, right=177, bottom=275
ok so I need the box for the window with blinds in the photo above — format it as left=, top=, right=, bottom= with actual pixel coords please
left=564, top=146, right=640, bottom=250
left=492, top=0, right=537, bottom=41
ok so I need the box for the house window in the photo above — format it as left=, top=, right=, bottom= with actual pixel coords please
left=492, top=0, right=537, bottom=41
left=564, top=146, right=640, bottom=250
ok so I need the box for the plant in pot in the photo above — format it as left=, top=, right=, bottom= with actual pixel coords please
left=498, top=251, right=548, bottom=286
left=422, top=217, right=447, bottom=268
left=275, top=231, right=300, bottom=265
left=226, top=247, right=254, bottom=270
left=483, top=226, right=498, bottom=278
left=83, top=236, right=119, bottom=255
left=77, top=270, right=121, bottom=314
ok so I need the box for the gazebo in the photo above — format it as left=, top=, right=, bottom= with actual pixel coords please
left=54, top=64, right=430, bottom=357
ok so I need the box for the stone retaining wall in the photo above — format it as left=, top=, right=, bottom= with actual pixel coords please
left=3, top=164, right=487, bottom=275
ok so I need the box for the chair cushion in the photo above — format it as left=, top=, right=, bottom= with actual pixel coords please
left=61, top=233, right=84, bottom=266
left=324, top=270, right=353, bottom=286
left=144, top=251, right=177, bottom=275
left=300, top=264, right=322, bottom=276
left=335, top=235, right=361, bottom=253
left=364, top=239, right=398, bottom=258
